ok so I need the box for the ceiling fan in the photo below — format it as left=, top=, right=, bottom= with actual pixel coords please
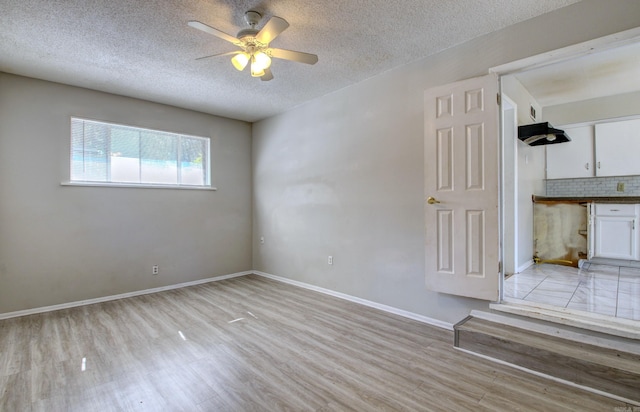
left=188, top=11, right=318, bottom=81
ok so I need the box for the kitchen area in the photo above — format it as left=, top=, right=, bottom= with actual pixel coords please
left=500, top=38, right=640, bottom=321
left=533, top=117, right=640, bottom=267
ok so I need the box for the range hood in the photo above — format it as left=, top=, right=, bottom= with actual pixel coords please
left=518, top=122, right=571, bottom=146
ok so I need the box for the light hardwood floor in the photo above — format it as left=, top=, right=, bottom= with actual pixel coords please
left=0, top=275, right=632, bottom=411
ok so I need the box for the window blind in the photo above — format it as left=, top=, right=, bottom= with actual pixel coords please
left=70, top=118, right=210, bottom=187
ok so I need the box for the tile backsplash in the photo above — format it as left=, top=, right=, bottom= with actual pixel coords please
left=546, top=176, right=640, bottom=197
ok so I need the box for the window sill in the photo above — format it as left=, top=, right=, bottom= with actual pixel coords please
left=60, top=181, right=217, bottom=191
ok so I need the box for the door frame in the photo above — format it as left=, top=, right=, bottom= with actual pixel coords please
left=499, top=94, right=518, bottom=300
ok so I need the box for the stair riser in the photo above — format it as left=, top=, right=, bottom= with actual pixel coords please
left=456, top=329, right=640, bottom=402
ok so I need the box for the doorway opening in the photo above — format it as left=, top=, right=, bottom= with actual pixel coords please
left=494, top=27, right=640, bottom=330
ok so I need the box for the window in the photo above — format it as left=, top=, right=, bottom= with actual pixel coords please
left=70, top=118, right=211, bottom=188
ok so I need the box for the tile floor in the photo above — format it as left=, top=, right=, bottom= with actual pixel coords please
left=504, top=263, right=640, bottom=321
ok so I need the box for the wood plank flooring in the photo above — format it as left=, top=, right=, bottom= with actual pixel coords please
left=455, top=316, right=640, bottom=402
left=0, top=274, right=632, bottom=411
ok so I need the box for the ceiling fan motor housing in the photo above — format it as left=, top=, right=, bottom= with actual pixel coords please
left=244, top=11, right=262, bottom=27
left=237, top=11, right=262, bottom=42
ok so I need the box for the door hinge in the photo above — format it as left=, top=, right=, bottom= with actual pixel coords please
left=497, top=93, right=501, bottom=105
left=498, top=261, right=502, bottom=273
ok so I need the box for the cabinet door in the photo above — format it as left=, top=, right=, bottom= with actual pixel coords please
left=593, top=203, right=637, bottom=260
left=594, top=217, right=636, bottom=259
left=546, top=125, right=594, bottom=179
left=595, top=119, right=640, bottom=177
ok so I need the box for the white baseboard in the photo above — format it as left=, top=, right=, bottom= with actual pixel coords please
left=253, top=271, right=454, bottom=330
left=0, top=271, right=252, bottom=320
left=516, top=259, right=535, bottom=273
left=1, top=269, right=455, bottom=332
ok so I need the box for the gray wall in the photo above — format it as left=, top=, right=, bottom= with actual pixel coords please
left=252, top=0, right=640, bottom=324
left=0, top=73, right=252, bottom=314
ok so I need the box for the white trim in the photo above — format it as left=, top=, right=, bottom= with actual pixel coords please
left=500, top=93, right=518, bottom=280
left=516, top=259, right=534, bottom=273
left=0, top=271, right=251, bottom=320
left=490, top=27, right=640, bottom=76
left=61, top=181, right=217, bottom=190
left=253, top=271, right=454, bottom=330
left=454, top=346, right=640, bottom=406
left=0, top=269, right=455, bottom=331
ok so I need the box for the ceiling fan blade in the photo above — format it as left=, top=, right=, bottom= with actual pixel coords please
left=261, top=68, right=274, bottom=81
left=195, top=50, right=242, bottom=61
left=255, top=16, right=289, bottom=45
left=269, top=48, right=318, bottom=65
left=188, top=21, right=241, bottom=45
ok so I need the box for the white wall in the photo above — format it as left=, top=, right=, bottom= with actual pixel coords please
left=502, top=75, right=546, bottom=271
left=252, top=0, right=640, bottom=324
left=0, top=73, right=252, bottom=314
left=516, top=143, right=546, bottom=270
left=544, top=90, right=640, bottom=126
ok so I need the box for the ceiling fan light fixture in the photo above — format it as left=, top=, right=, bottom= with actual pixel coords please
left=250, top=55, right=266, bottom=77
left=189, top=12, right=318, bottom=80
left=250, top=66, right=265, bottom=77
left=254, top=51, right=271, bottom=69
left=231, top=52, right=250, bottom=71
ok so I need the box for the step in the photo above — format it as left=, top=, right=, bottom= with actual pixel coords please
left=490, top=300, right=640, bottom=340
left=454, top=311, right=640, bottom=404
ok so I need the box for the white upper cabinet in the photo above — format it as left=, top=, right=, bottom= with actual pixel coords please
left=546, top=118, right=640, bottom=179
left=546, top=125, right=594, bottom=179
left=595, top=118, right=640, bottom=177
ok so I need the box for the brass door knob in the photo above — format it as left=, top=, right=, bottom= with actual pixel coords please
left=427, top=196, right=440, bottom=205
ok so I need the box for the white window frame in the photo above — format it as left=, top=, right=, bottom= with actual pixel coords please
left=63, top=117, right=215, bottom=190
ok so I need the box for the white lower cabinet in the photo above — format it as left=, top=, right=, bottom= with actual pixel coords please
left=590, top=204, right=639, bottom=260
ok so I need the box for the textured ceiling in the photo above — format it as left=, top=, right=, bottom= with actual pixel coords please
left=0, top=0, right=580, bottom=122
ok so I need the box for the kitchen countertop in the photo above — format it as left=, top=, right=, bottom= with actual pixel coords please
left=532, top=195, right=640, bottom=204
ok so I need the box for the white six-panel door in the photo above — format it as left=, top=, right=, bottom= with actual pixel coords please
left=424, top=74, right=499, bottom=301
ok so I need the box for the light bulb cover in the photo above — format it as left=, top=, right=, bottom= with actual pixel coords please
left=231, top=53, right=250, bottom=71
left=250, top=66, right=265, bottom=77
left=250, top=55, right=265, bottom=77
left=254, top=52, right=271, bottom=70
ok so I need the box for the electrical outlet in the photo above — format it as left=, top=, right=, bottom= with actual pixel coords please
left=328, top=256, right=333, bottom=265
left=617, top=182, right=625, bottom=192
left=152, top=265, right=159, bottom=275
